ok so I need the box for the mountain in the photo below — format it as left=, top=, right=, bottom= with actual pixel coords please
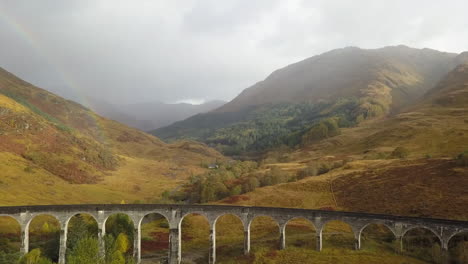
left=292, top=62, right=468, bottom=159
left=153, top=46, right=468, bottom=155
left=0, top=67, right=224, bottom=205
left=424, top=62, right=468, bottom=107
left=218, top=45, right=457, bottom=112
left=86, top=98, right=225, bottom=131
left=213, top=63, right=468, bottom=221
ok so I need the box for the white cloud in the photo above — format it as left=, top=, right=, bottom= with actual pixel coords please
left=173, top=98, right=206, bottom=105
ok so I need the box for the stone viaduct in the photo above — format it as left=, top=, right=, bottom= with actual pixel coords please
left=1, top=204, right=467, bottom=264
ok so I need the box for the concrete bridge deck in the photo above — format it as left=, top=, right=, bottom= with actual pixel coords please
left=1, top=204, right=467, bottom=264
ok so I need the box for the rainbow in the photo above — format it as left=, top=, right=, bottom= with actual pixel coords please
left=0, top=5, right=111, bottom=144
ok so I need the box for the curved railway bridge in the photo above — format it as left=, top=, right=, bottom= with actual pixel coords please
left=1, top=204, right=467, bottom=264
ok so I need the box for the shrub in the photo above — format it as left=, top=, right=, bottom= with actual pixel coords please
left=110, top=250, right=125, bottom=264
left=332, top=160, right=345, bottom=168
left=0, top=238, right=18, bottom=254
left=19, top=249, right=53, bottom=264
left=0, top=251, right=20, bottom=264
left=456, top=151, right=468, bottom=167
left=66, top=236, right=102, bottom=264
left=267, top=167, right=289, bottom=185
left=115, top=233, right=130, bottom=254
left=230, top=185, right=242, bottom=196
left=242, top=177, right=260, bottom=193
left=103, top=234, right=134, bottom=264
left=302, top=123, right=329, bottom=143
left=391, top=146, right=409, bottom=159
left=318, top=163, right=332, bottom=175
left=296, top=165, right=318, bottom=179
left=24, top=166, right=34, bottom=173
left=375, top=152, right=388, bottom=159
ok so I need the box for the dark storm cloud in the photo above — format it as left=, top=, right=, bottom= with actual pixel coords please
left=0, top=0, right=467, bottom=104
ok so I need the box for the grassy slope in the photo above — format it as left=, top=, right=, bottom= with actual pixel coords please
left=218, top=46, right=457, bottom=112
left=0, top=67, right=224, bottom=205
left=287, top=64, right=468, bottom=161
left=215, top=65, right=468, bottom=220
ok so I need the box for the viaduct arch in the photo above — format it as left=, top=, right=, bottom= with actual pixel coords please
left=0, top=204, right=467, bottom=264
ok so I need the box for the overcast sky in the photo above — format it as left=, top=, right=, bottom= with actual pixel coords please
left=0, top=0, right=467, bottom=105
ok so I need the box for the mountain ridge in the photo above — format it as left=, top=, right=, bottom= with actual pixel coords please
left=153, top=46, right=468, bottom=155
left=216, top=45, right=459, bottom=112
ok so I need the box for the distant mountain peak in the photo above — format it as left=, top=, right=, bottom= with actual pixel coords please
left=215, top=45, right=459, bottom=113
left=154, top=45, right=468, bottom=155
left=86, top=97, right=226, bottom=131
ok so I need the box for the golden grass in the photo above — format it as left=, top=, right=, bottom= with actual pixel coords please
left=0, top=151, right=204, bottom=205
left=233, top=246, right=430, bottom=264
left=0, top=68, right=225, bottom=206
left=0, top=94, right=29, bottom=112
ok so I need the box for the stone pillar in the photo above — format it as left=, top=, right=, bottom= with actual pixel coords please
left=244, top=228, right=251, bottom=255
left=441, top=243, right=449, bottom=264
left=395, top=235, right=403, bottom=254
left=134, top=227, right=141, bottom=264
left=316, top=232, right=322, bottom=252
left=209, top=225, right=216, bottom=264
left=58, top=226, right=68, bottom=264
left=98, top=224, right=106, bottom=258
left=279, top=225, right=286, bottom=250
left=20, top=224, right=29, bottom=255
left=169, top=228, right=181, bottom=264
left=354, top=232, right=361, bottom=250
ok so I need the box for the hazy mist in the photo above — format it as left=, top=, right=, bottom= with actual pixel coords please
left=0, top=0, right=467, bottom=105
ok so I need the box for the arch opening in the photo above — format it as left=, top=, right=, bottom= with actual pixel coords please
left=448, top=231, right=468, bottom=264
left=215, top=214, right=244, bottom=261
left=28, top=214, right=60, bottom=262
left=180, top=213, right=210, bottom=263
left=249, top=216, right=280, bottom=252
left=360, top=223, right=396, bottom=252
left=0, top=216, right=21, bottom=262
left=65, top=213, right=99, bottom=263
left=285, top=217, right=316, bottom=249
left=105, top=213, right=135, bottom=261
left=140, top=213, right=170, bottom=263
left=321, top=220, right=354, bottom=250
left=402, top=227, right=442, bottom=263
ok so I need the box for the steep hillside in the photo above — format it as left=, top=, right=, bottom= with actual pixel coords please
left=0, top=67, right=224, bottom=205
left=86, top=98, right=225, bottom=131
left=288, top=63, right=468, bottom=160
left=154, top=46, right=467, bottom=155
left=219, top=45, right=457, bottom=112
left=214, top=64, right=468, bottom=220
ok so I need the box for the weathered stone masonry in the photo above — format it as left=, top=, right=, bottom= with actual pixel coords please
left=1, top=204, right=467, bottom=264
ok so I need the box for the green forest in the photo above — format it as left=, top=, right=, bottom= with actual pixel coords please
left=154, top=96, right=388, bottom=155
